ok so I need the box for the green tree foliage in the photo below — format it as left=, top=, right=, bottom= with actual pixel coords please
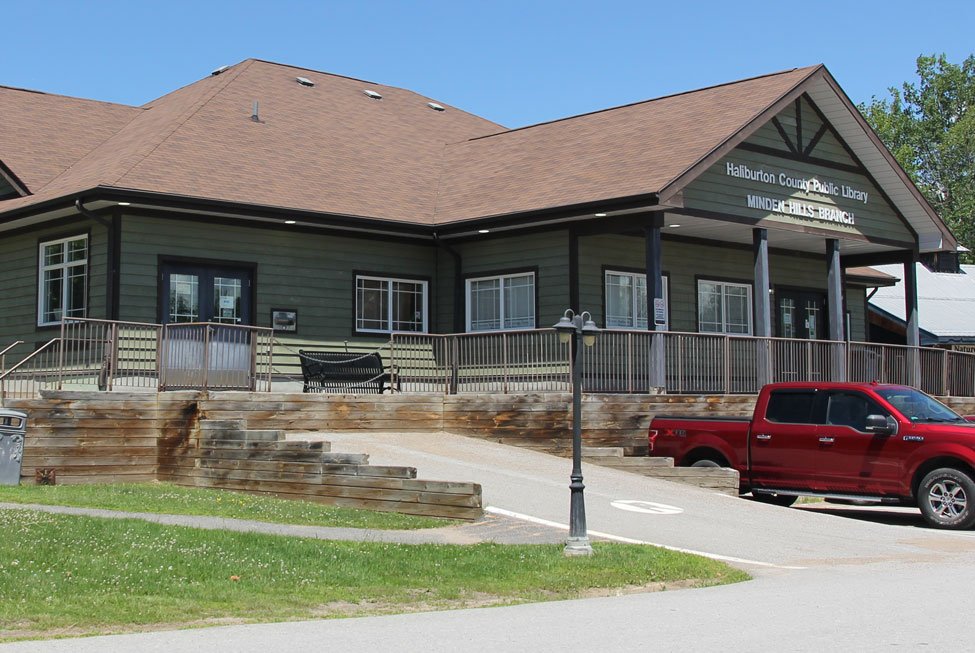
left=859, top=54, right=975, bottom=252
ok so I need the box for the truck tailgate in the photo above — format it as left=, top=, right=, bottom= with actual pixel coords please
left=649, top=415, right=750, bottom=469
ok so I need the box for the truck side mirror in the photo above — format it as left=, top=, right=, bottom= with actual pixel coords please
left=865, top=414, right=897, bottom=436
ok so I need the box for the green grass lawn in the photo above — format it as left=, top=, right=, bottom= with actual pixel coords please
left=0, top=509, right=749, bottom=641
left=0, top=482, right=451, bottom=529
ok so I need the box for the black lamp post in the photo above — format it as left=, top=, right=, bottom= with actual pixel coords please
left=553, top=309, right=599, bottom=556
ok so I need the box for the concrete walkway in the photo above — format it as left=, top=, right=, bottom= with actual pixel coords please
left=0, top=502, right=568, bottom=545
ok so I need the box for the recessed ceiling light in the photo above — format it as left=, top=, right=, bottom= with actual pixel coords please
left=594, top=213, right=607, bottom=217
left=285, top=220, right=296, bottom=225
left=478, top=229, right=490, bottom=234
left=117, top=202, right=131, bottom=206
left=668, top=223, right=681, bottom=228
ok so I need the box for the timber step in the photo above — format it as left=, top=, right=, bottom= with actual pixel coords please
left=201, top=439, right=328, bottom=452
left=582, top=447, right=739, bottom=495
left=199, top=447, right=370, bottom=465
left=195, top=420, right=430, bottom=490
left=583, top=446, right=674, bottom=468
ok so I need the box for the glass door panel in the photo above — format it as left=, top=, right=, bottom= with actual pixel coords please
left=780, top=298, right=796, bottom=339
left=168, top=273, right=200, bottom=323
left=212, top=276, right=242, bottom=324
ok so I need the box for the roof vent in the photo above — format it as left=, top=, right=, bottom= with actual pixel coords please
left=211, top=65, right=230, bottom=76
left=427, top=102, right=446, bottom=112
left=362, top=89, right=383, bottom=100
left=296, top=77, right=315, bottom=87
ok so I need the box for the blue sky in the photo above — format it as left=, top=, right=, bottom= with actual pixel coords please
left=2, top=0, right=972, bottom=127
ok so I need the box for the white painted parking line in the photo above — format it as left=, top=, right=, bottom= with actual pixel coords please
left=485, top=506, right=807, bottom=570
left=611, top=500, right=683, bottom=515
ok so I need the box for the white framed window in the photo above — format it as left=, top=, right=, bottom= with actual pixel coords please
left=38, top=234, right=88, bottom=326
left=466, top=271, right=536, bottom=331
left=605, top=270, right=669, bottom=330
left=697, top=279, right=752, bottom=335
left=355, top=275, right=428, bottom=333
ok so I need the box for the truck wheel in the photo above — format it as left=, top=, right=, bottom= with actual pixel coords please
left=691, top=459, right=721, bottom=468
left=751, top=492, right=798, bottom=507
left=919, top=468, right=975, bottom=530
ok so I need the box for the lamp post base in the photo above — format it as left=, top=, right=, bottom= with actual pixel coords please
left=563, top=536, right=594, bottom=557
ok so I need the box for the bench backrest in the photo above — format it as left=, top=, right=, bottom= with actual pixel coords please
left=299, top=350, right=387, bottom=393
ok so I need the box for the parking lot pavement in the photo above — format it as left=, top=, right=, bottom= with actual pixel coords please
left=314, top=430, right=975, bottom=570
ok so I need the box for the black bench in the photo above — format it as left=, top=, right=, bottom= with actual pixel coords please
left=298, top=350, right=400, bottom=394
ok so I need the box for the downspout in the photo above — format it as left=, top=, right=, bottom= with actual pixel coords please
left=74, top=197, right=110, bottom=228
left=75, top=198, right=119, bottom=320
left=433, top=232, right=464, bottom=333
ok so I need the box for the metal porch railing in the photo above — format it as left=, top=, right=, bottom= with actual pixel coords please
left=4, top=321, right=975, bottom=399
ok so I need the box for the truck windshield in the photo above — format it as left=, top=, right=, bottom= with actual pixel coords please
left=875, top=387, right=965, bottom=423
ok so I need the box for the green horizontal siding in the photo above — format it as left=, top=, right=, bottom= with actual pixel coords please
left=578, top=233, right=867, bottom=340
left=447, top=230, right=571, bottom=331
left=0, top=219, right=107, bottom=356
left=118, top=214, right=436, bottom=347
left=684, top=98, right=912, bottom=244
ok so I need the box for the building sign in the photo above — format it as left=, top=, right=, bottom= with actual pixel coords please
left=725, top=161, right=867, bottom=226
left=654, top=297, right=666, bottom=326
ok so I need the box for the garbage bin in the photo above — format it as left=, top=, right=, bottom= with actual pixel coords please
left=0, top=409, right=27, bottom=485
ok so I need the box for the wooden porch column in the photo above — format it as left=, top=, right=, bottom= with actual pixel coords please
left=644, top=214, right=665, bottom=391
left=753, top=228, right=771, bottom=386
left=826, top=239, right=847, bottom=380
left=904, top=251, right=921, bottom=386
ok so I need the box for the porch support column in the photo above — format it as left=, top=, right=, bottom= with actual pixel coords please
left=826, top=239, right=847, bottom=380
left=904, top=251, right=921, bottom=386
left=753, top=228, right=771, bottom=387
left=644, top=214, right=665, bottom=392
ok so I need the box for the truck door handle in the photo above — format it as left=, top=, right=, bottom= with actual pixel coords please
left=755, top=434, right=772, bottom=441
left=818, top=437, right=835, bottom=444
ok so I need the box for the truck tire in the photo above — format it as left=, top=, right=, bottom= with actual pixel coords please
left=691, top=459, right=721, bottom=468
left=918, top=468, right=975, bottom=530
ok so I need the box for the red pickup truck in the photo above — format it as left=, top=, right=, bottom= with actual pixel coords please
left=649, top=382, right=975, bottom=529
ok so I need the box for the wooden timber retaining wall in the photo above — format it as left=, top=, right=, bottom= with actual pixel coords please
left=7, top=392, right=483, bottom=519
left=22, top=391, right=972, bottom=504
left=195, top=392, right=758, bottom=456
left=158, top=419, right=482, bottom=519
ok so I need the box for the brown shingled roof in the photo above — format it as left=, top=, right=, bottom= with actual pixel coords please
left=434, top=66, right=820, bottom=223
left=2, top=59, right=504, bottom=222
left=0, top=86, right=141, bottom=192
left=0, top=62, right=833, bottom=227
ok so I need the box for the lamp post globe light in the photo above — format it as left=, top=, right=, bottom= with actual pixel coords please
left=553, top=309, right=599, bottom=556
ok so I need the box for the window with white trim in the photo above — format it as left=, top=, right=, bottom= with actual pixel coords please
left=355, top=275, right=428, bottom=333
left=605, top=270, right=669, bottom=330
left=697, top=280, right=752, bottom=335
left=466, top=272, right=535, bottom=331
left=38, top=234, right=88, bottom=326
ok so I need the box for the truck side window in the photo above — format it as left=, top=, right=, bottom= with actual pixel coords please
left=766, top=391, right=816, bottom=424
left=826, top=392, right=884, bottom=432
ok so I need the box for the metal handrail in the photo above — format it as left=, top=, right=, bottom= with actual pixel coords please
left=0, top=340, right=23, bottom=375
left=0, top=339, right=61, bottom=381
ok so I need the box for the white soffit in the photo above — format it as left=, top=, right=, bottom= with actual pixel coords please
left=804, top=75, right=950, bottom=253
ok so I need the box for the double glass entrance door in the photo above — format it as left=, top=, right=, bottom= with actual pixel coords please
left=159, top=263, right=254, bottom=390
left=775, top=289, right=828, bottom=382
left=776, top=289, right=825, bottom=341
left=161, top=263, right=252, bottom=326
